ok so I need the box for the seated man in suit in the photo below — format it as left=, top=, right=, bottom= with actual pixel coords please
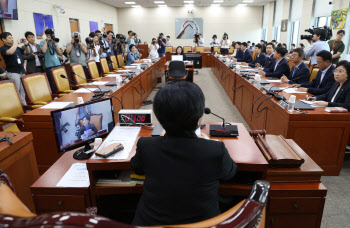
left=232, top=42, right=252, bottom=63
left=79, top=114, right=98, bottom=140
left=307, top=60, right=350, bottom=111
left=293, top=50, right=335, bottom=95
left=232, top=41, right=243, bottom=59
left=241, top=44, right=267, bottom=67
left=256, top=42, right=275, bottom=69
left=258, top=47, right=290, bottom=78
left=281, top=48, right=310, bottom=84
left=131, top=81, right=237, bottom=226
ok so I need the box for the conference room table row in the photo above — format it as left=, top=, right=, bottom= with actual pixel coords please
left=22, top=57, right=165, bottom=174
left=211, top=55, right=350, bottom=176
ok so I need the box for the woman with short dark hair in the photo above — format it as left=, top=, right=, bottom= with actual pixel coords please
left=175, top=46, right=186, bottom=60
left=127, top=44, right=143, bottom=65
left=131, top=81, right=237, bottom=226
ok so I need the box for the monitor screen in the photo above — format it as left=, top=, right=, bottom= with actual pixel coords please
left=51, top=98, right=115, bottom=154
left=171, top=55, right=183, bottom=61
left=0, top=0, right=18, bottom=20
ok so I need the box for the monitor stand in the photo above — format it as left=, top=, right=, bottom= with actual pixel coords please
left=73, top=144, right=95, bottom=160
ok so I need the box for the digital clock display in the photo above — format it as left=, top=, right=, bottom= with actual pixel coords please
left=119, top=114, right=152, bottom=125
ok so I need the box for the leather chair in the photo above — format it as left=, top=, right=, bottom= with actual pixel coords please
left=252, top=52, right=257, bottom=61
left=288, top=59, right=295, bottom=71
left=87, top=60, right=102, bottom=80
left=166, top=61, right=188, bottom=81
left=229, top=46, right=234, bottom=54
left=195, top=46, right=204, bottom=53
left=71, top=63, right=89, bottom=86
left=0, top=169, right=269, bottom=228
left=183, top=46, right=192, bottom=53
left=165, top=46, right=173, bottom=53
left=0, top=81, right=25, bottom=132
left=100, top=57, right=111, bottom=75
left=213, top=46, right=221, bottom=53
left=110, top=55, right=120, bottom=70
left=78, top=114, right=103, bottom=131
left=310, top=68, right=319, bottom=82
left=51, top=66, right=74, bottom=96
left=21, top=73, right=56, bottom=108
left=117, top=54, right=126, bottom=68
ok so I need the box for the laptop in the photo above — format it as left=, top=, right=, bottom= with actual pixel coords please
left=262, top=86, right=284, bottom=92
left=171, top=55, right=184, bottom=61
left=294, top=100, right=315, bottom=110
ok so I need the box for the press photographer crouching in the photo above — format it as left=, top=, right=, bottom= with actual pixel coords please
left=303, top=26, right=331, bottom=65
left=86, top=32, right=102, bottom=75
left=40, top=28, right=63, bottom=94
left=66, top=32, right=89, bottom=79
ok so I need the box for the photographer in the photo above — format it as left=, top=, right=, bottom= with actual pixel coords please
left=0, top=32, right=29, bottom=104
left=23, top=31, right=44, bottom=73
left=149, top=38, right=159, bottom=59
left=210, top=35, right=219, bottom=52
left=220, top=33, right=230, bottom=54
left=40, top=29, right=63, bottom=94
left=305, top=29, right=330, bottom=65
left=157, top=33, right=166, bottom=57
left=127, top=30, right=136, bottom=47
left=328, top=30, right=345, bottom=64
left=86, top=32, right=102, bottom=74
left=193, top=33, right=204, bottom=47
left=134, top=33, right=141, bottom=47
left=66, top=32, right=89, bottom=79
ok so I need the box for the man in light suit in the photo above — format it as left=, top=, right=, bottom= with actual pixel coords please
left=259, top=47, right=290, bottom=78
left=23, top=31, right=44, bottom=73
left=241, top=44, right=267, bottom=67
left=233, top=42, right=252, bottom=63
left=281, top=48, right=310, bottom=84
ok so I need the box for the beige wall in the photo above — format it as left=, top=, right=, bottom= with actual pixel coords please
left=117, top=6, right=263, bottom=47
left=3, top=0, right=118, bottom=47
left=280, top=0, right=291, bottom=43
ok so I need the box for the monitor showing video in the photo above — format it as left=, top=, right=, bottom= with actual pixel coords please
left=0, top=1, right=18, bottom=20
left=51, top=98, right=115, bottom=154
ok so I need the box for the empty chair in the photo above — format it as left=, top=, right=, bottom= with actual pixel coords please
left=117, top=54, right=126, bottom=68
left=87, top=60, right=101, bottom=80
left=183, top=46, right=192, bottom=53
left=310, top=68, right=320, bottom=82
left=100, top=57, right=110, bottom=75
left=71, top=63, right=89, bottom=86
left=195, top=46, right=204, bottom=53
left=167, top=61, right=188, bottom=81
left=213, top=46, right=221, bottom=53
left=165, top=46, right=173, bottom=53
left=50, top=66, right=74, bottom=96
left=229, top=46, right=234, bottom=54
left=110, top=55, right=120, bottom=70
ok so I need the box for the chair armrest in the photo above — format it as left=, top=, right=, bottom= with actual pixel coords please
left=0, top=117, right=18, bottom=122
left=63, top=90, right=74, bottom=93
left=33, top=101, right=48, bottom=105
left=31, top=105, right=44, bottom=109
left=58, top=93, right=67, bottom=97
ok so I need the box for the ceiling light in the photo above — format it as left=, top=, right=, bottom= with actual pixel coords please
left=131, top=5, right=141, bottom=7
left=184, top=1, right=194, bottom=3
left=158, top=4, right=167, bottom=7
left=211, top=4, right=220, bottom=7
left=213, top=0, right=224, bottom=2
left=243, top=0, right=253, bottom=2
left=238, top=3, right=247, bottom=6
left=154, top=1, right=165, bottom=3
left=125, top=2, right=136, bottom=4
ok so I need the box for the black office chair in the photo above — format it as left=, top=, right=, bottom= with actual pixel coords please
left=166, top=61, right=188, bottom=81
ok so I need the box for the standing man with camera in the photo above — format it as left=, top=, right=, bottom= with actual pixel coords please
left=193, top=33, right=204, bottom=47
left=305, top=30, right=330, bottom=65
left=0, top=32, right=29, bottom=104
left=66, top=32, right=89, bottom=79
left=23, top=31, right=44, bottom=74
left=328, top=30, right=345, bottom=64
left=157, top=33, right=166, bottom=57
left=220, top=33, right=230, bottom=54
left=40, top=29, right=63, bottom=94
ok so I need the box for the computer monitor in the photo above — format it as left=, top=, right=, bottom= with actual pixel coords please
left=171, top=55, right=183, bottom=61
left=51, top=98, right=115, bottom=159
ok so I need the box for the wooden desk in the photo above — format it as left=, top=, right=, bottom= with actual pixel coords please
left=164, top=60, right=194, bottom=82
left=31, top=122, right=326, bottom=227
left=23, top=58, right=165, bottom=174
left=165, top=52, right=213, bottom=67
left=0, top=132, right=39, bottom=212
left=211, top=55, right=350, bottom=175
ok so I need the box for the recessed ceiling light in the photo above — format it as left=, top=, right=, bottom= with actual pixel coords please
left=154, top=1, right=165, bottom=3
left=243, top=0, right=253, bottom=2
left=211, top=4, right=220, bottom=7
left=238, top=3, right=247, bottom=6
left=125, top=2, right=136, bottom=4
left=158, top=4, right=167, bottom=7
left=131, top=5, right=141, bottom=7
left=213, top=0, right=224, bottom=2
left=184, top=1, right=194, bottom=3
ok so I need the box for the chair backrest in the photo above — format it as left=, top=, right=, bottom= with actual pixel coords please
left=214, top=46, right=221, bottom=53
left=310, top=68, right=319, bottom=82
left=87, top=60, right=100, bottom=79
left=165, top=46, right=173, bottom=53
left=78, top=114, right=103, bottom=131
left=21, top=73, right=53, bottom=104
left=252, top=52, right=257, bottom=61
left=117, top=54, right=125, bottom=67
left=51, top=66, right=70, bottom=93
left=168, top=61, right=186, bottom=80
left=195, top=46, right=204, bottom=53
left=288, top=60, right=295, bottom=71
left=100, top=58, right=110, bottom=74
left=183, top=46, right=192, bottom=53
left=110, top=55, right=119, bottom=70
left=0, top=81, right=24, bottom=119
left=71, top=64, right=87, bottom=85
left=229, top=46, right=234, bottom=54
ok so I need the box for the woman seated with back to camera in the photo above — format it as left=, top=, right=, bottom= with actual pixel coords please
left=127, top=44, right=143, bottom=65
left=131, top=81, right=237, bottom=226
left=175, top=46, right=186, bottom=60
left=308, top=60, right=350, bottom=111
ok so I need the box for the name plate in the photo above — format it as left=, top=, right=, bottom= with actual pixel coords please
left=278, top=100, right=289, bottom=110
left=248, top=79, right=254, bottom=84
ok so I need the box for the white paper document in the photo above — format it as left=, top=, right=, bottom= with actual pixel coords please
left=117, top=70, right=131, bottom=72
left=267, top=79, right=282, bottom=83
left=124, top=66, right=136, bottom=68
left=89, top=81, right=109, bottom=85
left=39, top=102, right=74, bottom=109
left=300, top=99, right=326, bottom=107
left=283, top=88, right=307, bottom=93
left=106, top=74, right=123, bottom=77
left=131, top=63, right=141, bottom=66
left=56, top=163, right=90, bottom=187
left=73, top=88, right=98, bottom=93
left=92, top=126, right=141, bottom=160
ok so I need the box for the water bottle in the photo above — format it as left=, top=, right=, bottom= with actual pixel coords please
left=288, top=95, right=296, bottom=112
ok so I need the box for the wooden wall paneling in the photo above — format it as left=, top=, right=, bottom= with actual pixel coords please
left=122, top=84, right=134, bottom=109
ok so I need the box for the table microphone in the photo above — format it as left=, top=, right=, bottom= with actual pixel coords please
left=205, top=108, right=226, bottom=128
left=71, top=71, right=103, bottom=94
left=204, top=108, right=238, bottom=137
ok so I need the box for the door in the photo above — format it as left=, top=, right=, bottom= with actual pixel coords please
left=105, top=24, right=113, bottom=33
left=69, top=18, right=79, bottom=34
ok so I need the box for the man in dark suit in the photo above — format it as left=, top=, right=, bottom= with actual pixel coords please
left=281, top=48, right=310, bottom=84
left=23, top=31, right=45, bottom=73
left=233, top=42, right=243, bottom=59
left=79, top=115, right=98, bottom=139
left=233, top=42, right=252, bottom=63
left=294, top=50, right=335, bottom=95
left=258, top=47, right=290, bottom=78
left=256, top=42, right=275, bottom=69
left=131, top=81, right=237, bottom=226
left=260, top=40, right=266, bottom=53
left=241, top=44, right=267, bottom=67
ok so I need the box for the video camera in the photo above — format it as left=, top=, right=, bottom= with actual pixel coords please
left=46, top=29, right=60, bottom=43
left=300, top=26, right=332, bottom=41
left=85, top=37, right=94, bottom=48
left=73, top=32, right=79, bottom=43
left=194, top=33, right=199, bottom=43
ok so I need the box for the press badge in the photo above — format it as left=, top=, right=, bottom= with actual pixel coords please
left=17, top=58, right=21, bottom=64
left=331, top=51, right=334, bottom=55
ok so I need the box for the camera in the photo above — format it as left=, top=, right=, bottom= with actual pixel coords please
left=116, top=34, right=126, bottom=44
left=73, top=33, right=79, bottom=43
left=223, top=32, right=228, bottom=40
left=20, top=38, right=26, bottom=43
left=194, top=34, right=199, bottom=43
left=132, top=32, right=136, bottom=36
left=85, top=37, right=94, bottom=48
left=46, top=29, right=60, bottom=43
left=300, top=26, right=332, bottom=41
left=159, top=33, right=163, bottom=39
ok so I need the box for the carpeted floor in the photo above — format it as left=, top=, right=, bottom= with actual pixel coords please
left=141, top=68, right=350, bottom=228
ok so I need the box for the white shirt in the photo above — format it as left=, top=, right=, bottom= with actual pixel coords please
left=305, top=40, right=330, bottom=65
left=274, top=58, right=282, bottom=71
left=221, top=39, right=230, bottom=49
left=210, top=39, right=220, bottom=47
left=331, top=87, right=341, bottom=102
left=197, top=38, right=205, bottom=47
left=166, top=41, right=172, bottom=47
left=94, top=45, right=100, bottom=62
left=149, top=44, right=159, bottom=59
left=29, top=43, right=41, bottom=66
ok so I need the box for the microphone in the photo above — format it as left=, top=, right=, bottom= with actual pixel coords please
left=204, top=108, right=238, bottom=137
left=205, top=108, right=226, bottom=128
left=122, top=73, right=135, bottom=83
left=71, top=71, right=103, bottom=94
